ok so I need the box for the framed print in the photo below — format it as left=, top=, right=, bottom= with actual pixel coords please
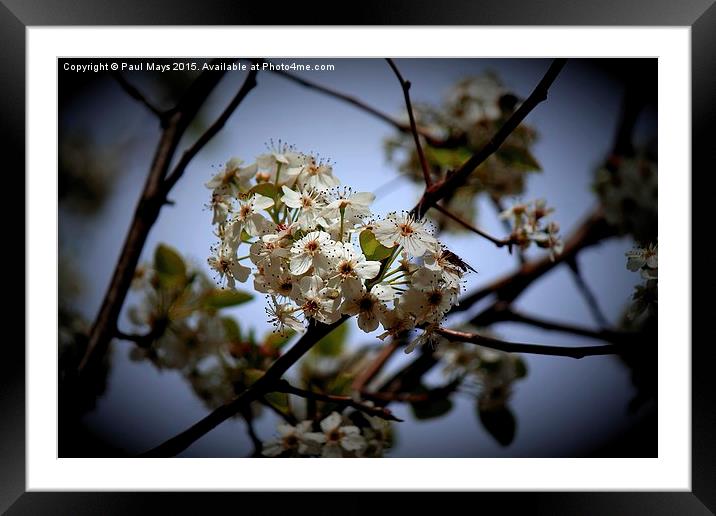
left=4, top=0, right=713, bottom=513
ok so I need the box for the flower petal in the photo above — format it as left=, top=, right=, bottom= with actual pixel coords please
left=290, top=253, right=313, bottom=275
left=320, top=412, right=342, bottom=433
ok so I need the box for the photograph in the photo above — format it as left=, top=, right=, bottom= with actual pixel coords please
left=57, top=57, right=657, bottom=459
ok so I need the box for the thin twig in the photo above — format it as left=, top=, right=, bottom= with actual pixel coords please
left=498, top=308, right=630, bottom=344
left=451, top=208, right=614, bottom=314
left=111, top=72, right=164, bottom=118
left=386, top=58, right=432, bottom=186
left=351, top=340, right=400, bottom=393
left=240, top=407, right=263, bottom=457
left=114, top=330, right=153, bottom=348
left=566, top=257, right=610, bottom=328
left=256, top=59, right=440, bottom=145
left=433, top=202, right=513, bottom=248
left=163, top=69, right=258, bottom=192
left=275, top=380, right=403, bottom=422
left=361, top=391, right=430, bottom=403
left=435, top=327, right=629, bottom=360
left=413, top=59, right=567, bottom=218
left=491, top=196, right=526, bottom=264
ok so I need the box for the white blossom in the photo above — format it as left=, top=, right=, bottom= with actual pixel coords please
left=377, top=306, right=413, bottom=341
left=373, top=212, right=437, bottom=257
left=206, top=157, right=257, bottom=193
left=501, top=199, right=563, bottom=258
left=327, top=242, right=381, bottom=291
left=626, top=243, right=658, bottom=274
left=289, top=230, right=339, bottom=276
left=296, top=156, right=340, bottom=191
left=207, top=243, right=250, bottom=288
left=292, top=275, right=341, bottom=324
left=303, top=412, right=367, bottom=458
left=208, top=191, right=232, bottom=226
left=400, top=283, right=454, bottom=326
left=231, top=193, right=275, bottom=238
left=625, top=242, right=658, bottom=319
left=262, top=421, right=319, bottom=457
left=266, top=296, right=304, bottom=334
left=339, top=283, right=388, bottom=333
left=321, top=187, right=375, bottom=224
left=281, top=185, right=325, bottom=230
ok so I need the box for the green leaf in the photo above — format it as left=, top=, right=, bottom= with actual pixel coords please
left=327, top=372, right=354, bottom=396
left=409, top=384, right=454, bottom=420
left=153, top=244, right=187, bottom=287
left=241, top=369, right=289, bottom=411
left=479, top=357, right=502, bottom=374
left=513, top=357, right=528, bottom=379
left=425, top=145, right=473, bottom=169
left=240, top=229, right=253, bottom=243
left=263, top=329, right=295, bottom=350
left=410, top=397, right=453, bottom=420
left=221, top=317, right=241, bottom=341
left=250, top=182, right=279, bottom=200
left=359, top=230, right=393, bottom=262
left=311, top=323, right=349, bottom=357
left=243, top=368, right=264, bottom=386
left=497, top=145, right=542, bottom=172
left=479, top=406, right=517, bottom=446
left=202, top=289, right=253, bottom=310
left=265, top=391, right=290, bottom=412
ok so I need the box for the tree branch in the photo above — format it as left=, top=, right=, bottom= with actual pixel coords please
left=78, top=62, right=256, bottom=374
left=435, top=327, right=630, bottom=359
left=275, top=380, right=402, bottom=422
left=413, top=58, right=567, bottom=218
left=111, top=72, right=164, bottom=119
left=386, top=58, right=432, bottom=186
left=433, top=202, right=513, bottom=248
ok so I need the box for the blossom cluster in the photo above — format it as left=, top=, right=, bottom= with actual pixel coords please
left=126, top=245, right=299, bottom=417
left=437, top=331, right=527, bottom=412
left=594, top=154, right=657, bottom=244
left=206, top=145, right=473, bottom=351
left=128, top=253, right=230, bottom=371
left=626, top=243, right=657, bottom=280
left=499, top=199, right=564, bottom=260
left=625, top=243, right=658, bottom=320
left=262, top=411, right=391, bottom=458
left=384, top=73, right=541, bottom=232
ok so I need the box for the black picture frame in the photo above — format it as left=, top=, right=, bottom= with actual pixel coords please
left=3, top=1, right=712, bottom=513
